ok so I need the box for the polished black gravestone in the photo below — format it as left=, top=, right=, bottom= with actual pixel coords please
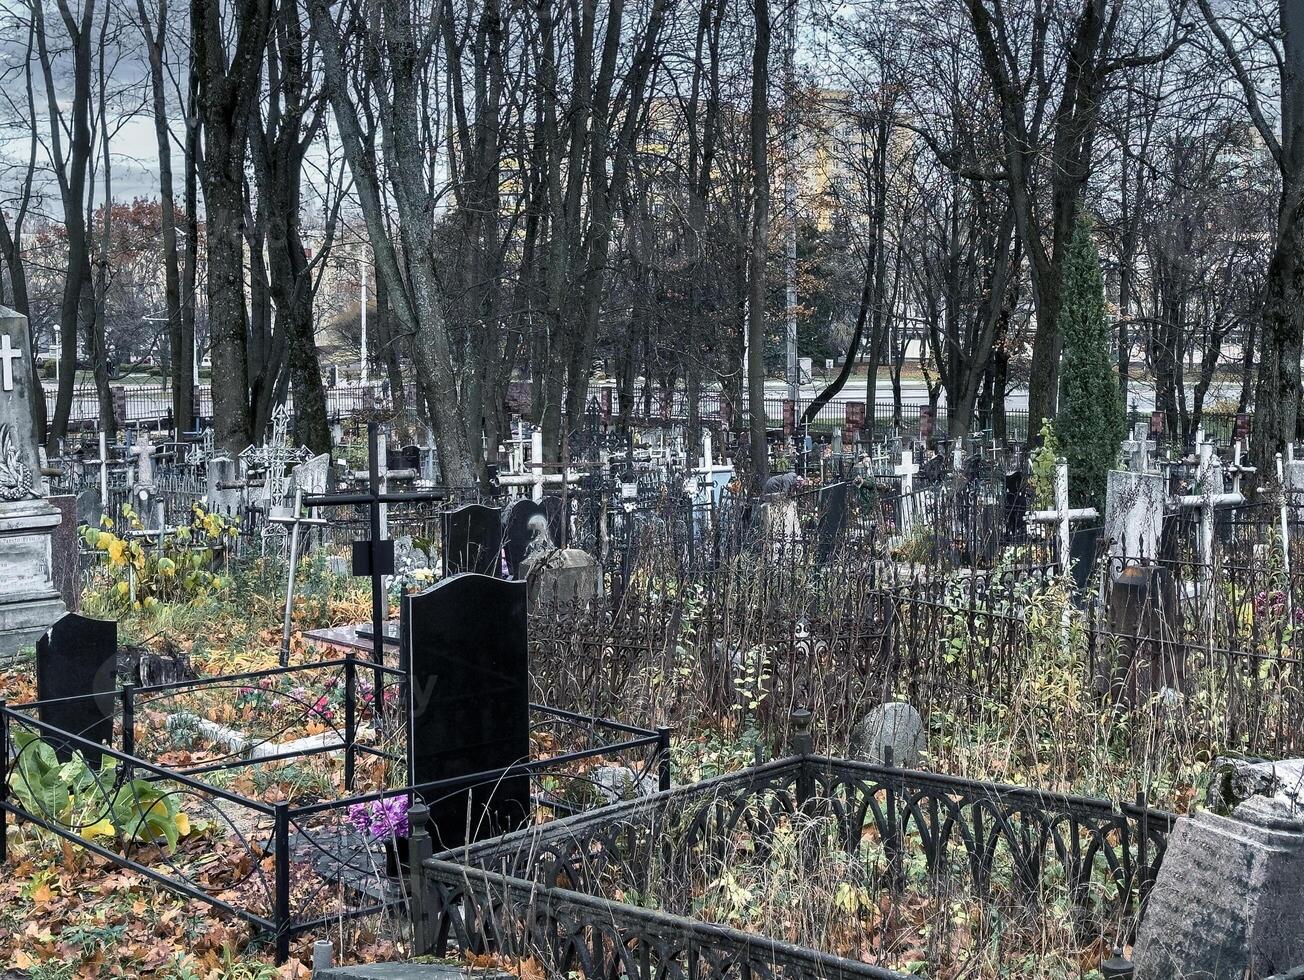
left=815, top=482, right=849, bottom=564
left=540, top=494, right=567, bottom=548
left=36, top=613, right=118, bottom=763
left=501, top=498, right=549, bottom=578
left=401, top=574, right=530, bottom=849
left=441, top=504, right=503, bottom=576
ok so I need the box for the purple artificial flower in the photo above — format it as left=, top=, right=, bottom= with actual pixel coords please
left=348, top=796, right=410, bottom=840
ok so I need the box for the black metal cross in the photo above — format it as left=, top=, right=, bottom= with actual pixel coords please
left=301, top=421, right=446, bottom=669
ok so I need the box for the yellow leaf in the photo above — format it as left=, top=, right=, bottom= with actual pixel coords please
left=30, top=882, right=52, bottom=904
left=174, top=812, right=191, bottom=836
left=81, top=818, right=116, bottom=840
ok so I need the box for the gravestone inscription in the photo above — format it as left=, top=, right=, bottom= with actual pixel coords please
left=401, top=574, right=530, bottom=849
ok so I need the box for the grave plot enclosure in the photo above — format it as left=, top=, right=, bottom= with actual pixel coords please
left=415, top=755, right=1176, bottom=980
left=1, top=655, right=666, bottom=962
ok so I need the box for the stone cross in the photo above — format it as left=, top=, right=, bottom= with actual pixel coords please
left=1121, top=422, right=1157, bottom=474
left=1029, top=459, right=1099, bottom=577
left=1227, top=438, right=1256, bottom=497
left=0, top=333, right=23, bottom=392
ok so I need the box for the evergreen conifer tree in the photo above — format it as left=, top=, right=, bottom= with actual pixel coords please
left=1055, top=213, right=1126, bottom=513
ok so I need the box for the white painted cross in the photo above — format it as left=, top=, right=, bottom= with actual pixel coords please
left=895, top=449, right=920, bottom=534
left=1029, top=459, right=1099, bottom=577
left=0, top=333, right=23, bottom=392
left=1227, top=438, right=1256, bottom=497
left=1176, top=440, right=1244, bottom=627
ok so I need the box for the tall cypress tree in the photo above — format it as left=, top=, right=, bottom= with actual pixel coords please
left=1056, top=214, right=1126, bottom=513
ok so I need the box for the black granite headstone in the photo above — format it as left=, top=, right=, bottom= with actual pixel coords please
left=36, top=613, right=117, bottom=763
left=815, top=482, right=849, bottom=564
left=501, top=499, right=549, bottom=578
left=401, top=574, right=530, bottom=849
left=387, top=445, right=420, bottom=472
left=441, top=504, right=503, bottom=576
left=540, top=494, right=567, bottom=548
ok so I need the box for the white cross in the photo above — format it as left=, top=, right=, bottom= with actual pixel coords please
left=1029, top=459, right=1099, bottom=576
left=895, top=449, right=920, bottom=534
left=0, top=334, right=23, bottom=392
left=1175, top=441, right=1244, bottom=626
left=894, top=449, right=919, bottom=495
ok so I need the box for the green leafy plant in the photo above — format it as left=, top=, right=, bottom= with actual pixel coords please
left=81, top=503, right=239, bottom=612
left=1029, top=421, right=1063, bottom=511
left=9, top=731, right=191, bottom=851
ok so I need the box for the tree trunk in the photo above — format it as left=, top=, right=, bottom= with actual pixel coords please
left=746, top=0, right=771, bottom=491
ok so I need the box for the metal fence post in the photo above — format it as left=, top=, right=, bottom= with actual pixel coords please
left=121, top=684, right=136, bottom=768
left=407, top=802, right=436, bottom=955
left=883, top=744, right=902, bottom=888
left=344, top=654, right=357, bottom=792
left=790, top=706, right=813, bottom=807
left=656, top=727, right=672, bottom=792
left=1136, top=789, right=1151, bottom=908
left=274, top=804, right=291, bottom=964
left=0, top=701, right=8, bottom=864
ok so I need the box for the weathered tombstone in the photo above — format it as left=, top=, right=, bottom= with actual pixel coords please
left=850, top=702, right=925, bottom=767
left=290, top=452, right=331, bottom=498
left=401, top=574, right=530, bottom=849
left=1133, top=795, right=1304, bottom=980
left=0, top=306, right=66, bottom=657
left=441, top=503, right=503, bottom=576
left=1105, top=470, right=1165, bottom=564
left=815, top=481, right=849, bottom=564
left=206, top=455, right=244, bottom=517
left=521, top=548, right=602, bottom=610
left=393, top=534, right=431, bottom=574
left=36, top=613, right=117, bottom=763
left=48, top=494, right=82, bottom=612
left=501, top=498, right=548, bottom=578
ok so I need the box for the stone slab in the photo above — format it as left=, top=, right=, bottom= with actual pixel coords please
left=1134, top=796, right=1304, bottom=979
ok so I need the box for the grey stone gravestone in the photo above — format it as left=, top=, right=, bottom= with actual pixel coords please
left=850, top=701, right=925, bottom=767
left=1105, top=469, right=1165, bottom=563
left=521, top=548, right=603, bottom=610
left=206, top=455, right=244, bottom=517
left=290, top=452, right=331, bottom=498
left=1134, top=795, right=1304, bottom=980
left=48, top=494, right=82, bottom=612
left=36, top=613, right=117, bottom=764
left=441, top=503, right=503, bottom=576
left=400, top=573, right=530, bottom=849
left=501, top=498, right=548, bottom=578
left=0, top=305, right=66, bottom=656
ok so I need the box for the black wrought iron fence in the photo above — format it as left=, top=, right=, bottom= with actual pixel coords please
left=413, top=755, right=1177, bottom=979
